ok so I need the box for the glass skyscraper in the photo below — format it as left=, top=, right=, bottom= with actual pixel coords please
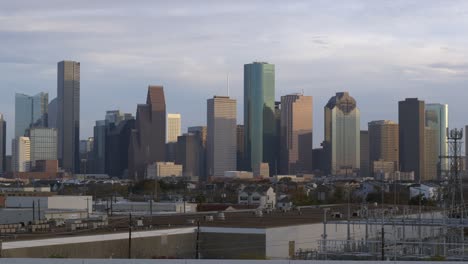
left=244, top=62, right=276, bottom=174
left=15, top=92, right=48, bottom=138
left=324, top=92, right=360, bottom=175
left=425, top=103, right=449, bottom=177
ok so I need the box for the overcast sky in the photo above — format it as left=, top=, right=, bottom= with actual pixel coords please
left=1, top=0, right=468, bottom=153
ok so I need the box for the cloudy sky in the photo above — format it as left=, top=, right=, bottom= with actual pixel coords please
left=1, top=0, right=468, bottom=152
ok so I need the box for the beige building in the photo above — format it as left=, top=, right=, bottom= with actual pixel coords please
left=424, top=127, right=438, bottom=181
left=368, top=120, right=399, bottom=177
left=146, top=162, right=183, bottom=179
left=167, top=113, right=181, bottom=143
left=280, top=94, right=313, bottom=175
left=12, top=137, right=31, bottom=172
left=207, top=96, right=237, bottom=178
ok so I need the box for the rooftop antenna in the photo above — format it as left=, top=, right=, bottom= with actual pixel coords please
left=226, top=73, right=230, bottom=97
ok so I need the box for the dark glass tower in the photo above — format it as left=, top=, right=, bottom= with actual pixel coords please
left=57, top=60, right=80, bottom=173
left=399, top=98, right=425, bottom=181
left=244, top=62, right=276, bottom=175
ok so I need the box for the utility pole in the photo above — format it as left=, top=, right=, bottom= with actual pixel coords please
left=37, top=199, right=41, bottom=220
left=32, top=201, right=35, bottom=221
left=128, top=213, right=132, bottom=259
left=195, top=220, right=200, bottom=259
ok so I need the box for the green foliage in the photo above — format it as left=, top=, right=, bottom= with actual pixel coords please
left=409, top=194, right=437, bottom=206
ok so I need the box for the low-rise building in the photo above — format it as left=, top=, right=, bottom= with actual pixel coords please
left=238, top=185, right=276, bottom=209
left=146, top=162, right=183, bottom=179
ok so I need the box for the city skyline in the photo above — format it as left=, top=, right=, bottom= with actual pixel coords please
left=1, top=1, right=468, bottom=155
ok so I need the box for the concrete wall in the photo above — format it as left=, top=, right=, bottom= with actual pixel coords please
left=3, top=233, right=196, bottom=259
left=6, top=196, right=93, bottom=213
left=200, top=227, right=266, bottom=259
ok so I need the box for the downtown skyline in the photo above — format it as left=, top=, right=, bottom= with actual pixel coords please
left=1, top=1, right=468, bottom=154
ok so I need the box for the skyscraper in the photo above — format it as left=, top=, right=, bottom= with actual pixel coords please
left=29, top=127, right=57, bottom=167
left=360, top=130, right=370, bottom=177
left=207, top=96, right=237, bottom=178
left=368, top=120, right=399, bottom=174
left=425, top=103, right=449, bottom=177
left=0, top=114, right=6, bottom=173
left=324, top=92, right=360, bottom=175
left=48, top=97, right=57, bottom=129
left=280, top=94, right=313, bottom=175
left=244, top=62, right=276, bottom=174
left=424, top=127, right=438, bottom=181
left=57, top=60, right=80, bottom=173
left=176, top=133, right=201, bottom=177
left=188, top=126, right=207, bottom=181
left=236, top=125, right=245, bottom=171
left=129, top=86, right=166, bottom=180
left=93, top=120, right=107, bottom=174
left=399, top=98, right=425, bottom=182
left=106, top=117, right=135, bottom=178
left=15, top=92, right=48, bottom=138
left=12, top=137, right=31, bottom=172
left=167, top=113, right=181, bottom=143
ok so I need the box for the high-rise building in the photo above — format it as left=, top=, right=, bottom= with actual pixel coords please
left=207, top=96, right=236, bottom=178
left=12, top=137, right=31, bottom=172
left=236, top=125, right=245, bottom=171
left=368, top=120, right=399, bottom=174
left=360, top=130, right=370, bottom=177
left=57, top=60, right=80, bottom=173
left=15, top=92, right=48, bottom=138
left=48, top=98, right=57, bottom=129
left=280, top=94, right=313, bottom=175
left=425, top=103, right=449, bottom=177
left=324, top=92, right=360, bottom=175
left=244, top=62, right=276, bottom=174
left=167, top=113, right=181, bottom=143
left=399, top=98, right=425, bottom=182
left=93, top=120, right=107, bottom=174
left=188, top=126, right=207, bottom=181
left=424, top=127, right=438, bottom=181
left=29, top=127, right=57, bottom=166
left=0, top=114, right=6, bottom=173
left=106, top=117, right=135, bottom=178
left=176, top=133, right=201, bottom=177
left=129, top=86, right=166, bottom=180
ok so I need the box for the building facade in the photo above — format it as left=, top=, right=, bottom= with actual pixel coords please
left=48, top=97, right=57, bottom=129
left=424, top=127, right=438, bottom=181
left=105, top=118, right=135, bottom=178
left=167, top=113, right=181, bottom=143
left=129, top=86, right=166, bottom=180
left=324, top=92, right=360, bottom=175
left=0, top=114, right=6, bottom=173
left=57, top=60, right=80, bottom=173
left=146, top=162, right=183, bottom=179
left=29, top=127, right=57, bottom=166
left=360, top=130, right=370, bottom=177
left=425, top=103, right=449, bottom=177
left=399, top=98, right=425, bottom=182
left=176, top=133, right=201, bottom=177
left=188, top=126, right=207, bottom=181
left=15, top=92, right=48, bottom=138
left=207, top=96, right=237, bottom=178
left=244, top=62, right=276, bottom=174
left=12, top=137, right=31, bottom=172
left=368, top=120, right=399, bottom=175
left=93, top=120, right=107, bottom=174
left=279, top=94, right=313, bottom=175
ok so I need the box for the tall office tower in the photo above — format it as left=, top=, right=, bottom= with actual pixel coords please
left=106, top=117, right=135, bottom=178
left=207, top=96, right=237, bottom=178
left=167, top=113, right=181, bottom=143
left=57, top=60, right=80, bottom=173
left=188, top=126, right=207, bottom=181
left=12, top=137, right=31, bottom=172
left=236, top=125, right=245, bottom=171
left=279, top=94, right=313, bottom=175
left=324, top=92, right=360, bottom=175
left=244, top=62, right=276, bottom=174
left=424, top=127, right=438, bottom=181
left=79, top=137, right=94, bottom=174
left=93, top=120, right=107, bottom=174
left=368, top=120, right=399, bottom=174
left=129, top=86, right=166, bottom=180
left=48, top=98, right=57, bottom=129
left=0, top=114, right=6, bottom=173
left=466, top=125, right=468, bottom=171
left=399, top=98, right=425, bottom=182
left=15, top=92, right=49, bottom=138
left=105, top=110, right=126, bottom=125
left=176, top=133, right=200, bottom=177
left=360, top=130, right=370, bottom=177
left=29, top=128, right=57, bottom=167
left=425, top=103, right=449, bottom=177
